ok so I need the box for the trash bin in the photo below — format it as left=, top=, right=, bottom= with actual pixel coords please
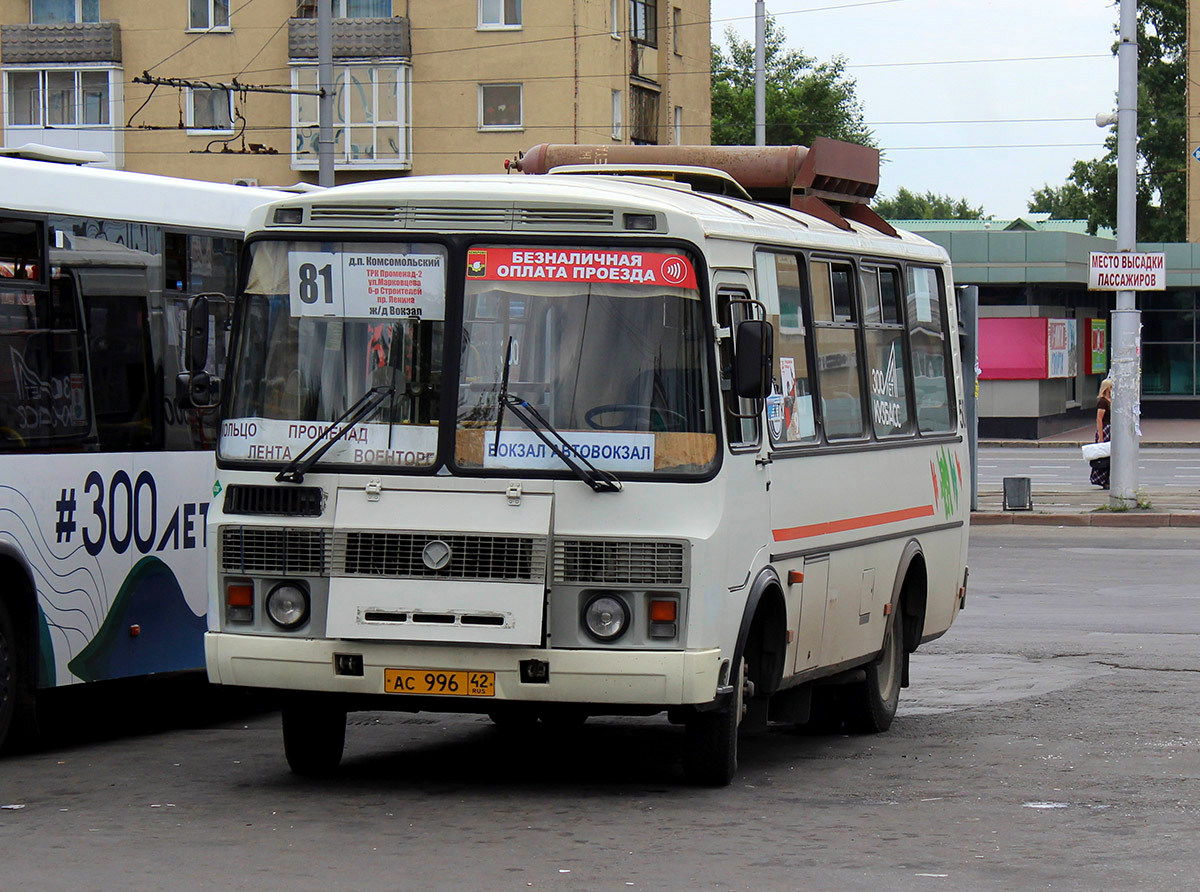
left=1002, top=476, right=1032, bottom=511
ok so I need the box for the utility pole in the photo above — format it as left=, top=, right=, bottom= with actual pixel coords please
left=754, top=1, right=765, bottom=146
left=1110, top=0, right=1140, bottom=507
left=318, top=0, right=335, bottom=187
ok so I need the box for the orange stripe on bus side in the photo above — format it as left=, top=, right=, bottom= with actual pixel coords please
left=772, top=504, right=936, bottom=542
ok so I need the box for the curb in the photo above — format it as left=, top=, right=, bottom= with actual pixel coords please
left=972, top=511, right=1200, bottom=527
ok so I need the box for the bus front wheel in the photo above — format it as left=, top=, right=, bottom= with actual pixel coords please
left=282, top=701, right=347, bottom=776
left=845, top=609, right=904, bottom=733
left=682, top=658, right=745, bottom=786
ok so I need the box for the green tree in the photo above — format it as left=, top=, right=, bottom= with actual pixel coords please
left=873, top=187, right=988, bottom=221
left=711, top=16, right=873, bottom=148
left=1027, top=0, right=1183, bottom=240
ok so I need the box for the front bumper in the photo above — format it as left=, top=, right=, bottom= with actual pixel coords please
left=205, top=632, right=722, bottom=706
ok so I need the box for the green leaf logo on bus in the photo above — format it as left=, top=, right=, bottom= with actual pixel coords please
left=931, top=447, right=962, bottom=519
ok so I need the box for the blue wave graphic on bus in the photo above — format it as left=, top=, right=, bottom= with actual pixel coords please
left=67, top=556, right=206, bottom=683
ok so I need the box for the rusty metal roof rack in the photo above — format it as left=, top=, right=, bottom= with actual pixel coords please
left=512, top=138, right=896, bottom=238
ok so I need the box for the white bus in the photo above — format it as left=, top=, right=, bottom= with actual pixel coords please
left=201, top=140, right=970, bottom=785
left=0, top=150, right=287, bottom=749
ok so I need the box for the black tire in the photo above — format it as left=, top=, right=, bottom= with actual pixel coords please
left=845, top=608, right=904, bottom=734
left=0, top=598, right=18, bottom=753
left=682, top=659, right=743, bottom=786
left=282, top=702, right=346, bottom=776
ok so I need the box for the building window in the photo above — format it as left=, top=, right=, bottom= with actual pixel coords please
left=630, top=0, right=656, bottom=46
left=187, top=87, right=233, bottom=133
left=188, top=0, right=230, bottom=30
left=673, top=105, right=682, bottom=144
left=630, top=84, right=658, bottom=144
left=612, top=90, right=623, bottom=140
left=672, top=6, right=682, bottom=54
left=611, top=0, right=620, bottom=38
left=296, top=0, right=391, bottom=17
left=479, top=0, right=521, bottom=29
left=30, top=0, right=98, bottom=24
left=479, top=83, right=522, bottom=130
left=292, top=62, right=411, bottom=169
left=4, top=68, right=111, bottom=127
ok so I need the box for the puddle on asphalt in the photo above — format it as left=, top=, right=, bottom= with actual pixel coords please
left=899, top=653, right=1103, bottom=716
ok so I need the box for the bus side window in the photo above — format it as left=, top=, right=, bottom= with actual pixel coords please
left=716, top=287, right=759, bottom=448
left=906, top=266, right=955, bottom=433
left=862, top=265, right=912, bottom=438
left=756, top=251, right=816, bottom=445
left=83, top=292, right=154, bottom=450
left=811, top=258, right=865, bottom=440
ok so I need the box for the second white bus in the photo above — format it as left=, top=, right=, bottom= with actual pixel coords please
left=200, top=140, right=970, bottom=785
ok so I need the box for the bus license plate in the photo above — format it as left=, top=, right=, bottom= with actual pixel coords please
left=384, top=669, right=495, bottom=697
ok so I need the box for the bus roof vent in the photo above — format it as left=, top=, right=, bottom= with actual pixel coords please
left=309, top=204, right=406, bottom=224
left=513, top=139, right=897, bottom=237
left=408, top=205, right=512, bottom=230
left=516, top=207, right=615, bottom=230
left=0, top=142, right=109, bottom=165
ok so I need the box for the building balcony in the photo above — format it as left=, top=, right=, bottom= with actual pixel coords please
left=0, top=21, right=121, bottom=64
left=288, top=16, right=410, bottom=60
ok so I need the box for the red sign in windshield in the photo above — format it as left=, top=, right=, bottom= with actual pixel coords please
left=465, top=248, right=698, bottom=289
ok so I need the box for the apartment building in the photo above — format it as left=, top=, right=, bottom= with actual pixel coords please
left=0, top=0, right=711, bottom=185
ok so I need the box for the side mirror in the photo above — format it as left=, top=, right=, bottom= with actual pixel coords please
left=185, top=294, right=211, bottom=374
left=733, top=319, right=774, bottom=399
left=176, top=294, right=223, bottom=410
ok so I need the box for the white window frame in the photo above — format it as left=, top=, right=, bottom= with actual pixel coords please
left=30, top=0, right=98, bottom=24
left=186, top=86, right=234, bottom=135
left=303, top=1, right=392, bottom=17
left=611, top=0, right=620, bottom=38
left=612, top=89, right=623, bottom=141
left=478, top=0, right=521, bottom=30
left=3, top=65, right=115, bottom=129
left=290, top=61, right=412, bottom=170
left=478, top=83, right=523, bottom=131
left=672, top=6, right=682, bottom=55
left=187, top=0, right=231, bottom=32
left=673, top=105, right=682, bottom=145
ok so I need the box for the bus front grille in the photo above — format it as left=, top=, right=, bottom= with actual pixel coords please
left=334, top=531, right=548, bottom=582
left=220, top=526, right=332, bottom=575
left=553, top=539, right=686, bottom=585
left=223, top=484, right=324, bottom=517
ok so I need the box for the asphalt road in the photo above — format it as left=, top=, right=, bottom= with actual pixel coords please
left=1, top=527, right=1198, bottom=891
left=978, top=446, right=1200, bottom=489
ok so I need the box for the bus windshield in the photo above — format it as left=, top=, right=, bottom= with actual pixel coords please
left=455, top=245, right=716, bottom=476
left=222, top=240, right=717, bottom=477
left=224, top=239, right=446, bottom=470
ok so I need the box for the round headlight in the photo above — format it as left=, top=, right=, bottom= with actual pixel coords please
left=582, top=594, right=630, bottom=642
left=266, top=583, right=310, bottom=629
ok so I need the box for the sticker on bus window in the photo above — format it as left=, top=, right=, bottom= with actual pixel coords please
left=484, top=430, right=655, bottom=472
left=288, top=252, right=446, bottom=321
left=465, top=249, right=697, bottom=289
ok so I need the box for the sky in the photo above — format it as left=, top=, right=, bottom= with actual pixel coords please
left=708, top=0, right=1120, bottom=219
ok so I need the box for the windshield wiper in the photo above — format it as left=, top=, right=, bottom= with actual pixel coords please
left=493, top=335, right=514, bottom=455
left=499, top=394, right=622, bottom=494
left=276, top=385, right=394, bottom=483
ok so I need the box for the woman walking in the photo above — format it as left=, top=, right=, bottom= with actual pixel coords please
left=1090, top=378, right=1113, bottom=489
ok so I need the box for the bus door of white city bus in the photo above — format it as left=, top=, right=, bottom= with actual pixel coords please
left=740, top=253, right=829, bottom=678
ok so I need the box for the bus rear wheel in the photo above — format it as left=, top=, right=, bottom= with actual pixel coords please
left=682, top=658, right=745, bottom=786
left=845, top=609, right=904, bottom=733
left=282, top=702, right=347, bottom=776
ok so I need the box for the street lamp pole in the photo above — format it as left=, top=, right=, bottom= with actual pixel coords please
left=1110, top=0, right=1140, bottom=507
left=754, top=1, right=765, bottom=146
